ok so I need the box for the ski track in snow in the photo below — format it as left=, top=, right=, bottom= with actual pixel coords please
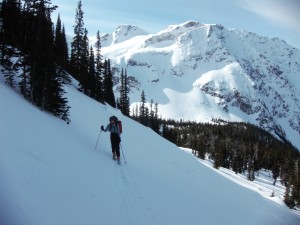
left=117, top=161, right=157, bottom=225
left=96, top=148, right=155, bottom=225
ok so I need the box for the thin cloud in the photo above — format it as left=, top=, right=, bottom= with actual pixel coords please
left=239, top=0, right=300, bottom=34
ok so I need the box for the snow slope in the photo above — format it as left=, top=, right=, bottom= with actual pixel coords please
left=1, top=80, right=300, bottom=225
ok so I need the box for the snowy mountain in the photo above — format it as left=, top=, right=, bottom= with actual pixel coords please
left=101, top=24, right=148, bottom=46
left=101, top=21, right=300, bottom=150
left=1, top=78, right=300, bottom=225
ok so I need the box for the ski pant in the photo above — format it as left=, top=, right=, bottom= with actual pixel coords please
left=110, top=133, right=121, bottom=157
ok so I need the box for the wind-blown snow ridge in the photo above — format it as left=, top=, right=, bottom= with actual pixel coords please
left=1, top=80, right=300, bottom=225
left=101, top=20, right=300, bottom=150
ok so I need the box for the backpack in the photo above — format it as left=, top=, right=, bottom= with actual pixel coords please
left=110, top=116, right=122, bottom=134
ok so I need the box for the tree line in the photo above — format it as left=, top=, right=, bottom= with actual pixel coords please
left=160, top=118, right=300, bottom=209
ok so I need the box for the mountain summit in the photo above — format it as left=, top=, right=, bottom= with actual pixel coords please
left=101, top=20, right=300, bottom=150
left=101, top=24, right=148, bottom=46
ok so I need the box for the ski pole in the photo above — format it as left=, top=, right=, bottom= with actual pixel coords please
left=120, top=144, right=127, bottom=163
left=94, top=130, right=102, bottom=151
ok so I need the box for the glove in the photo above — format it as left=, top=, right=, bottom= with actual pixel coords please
left=101, top=125, right=104, bottom=131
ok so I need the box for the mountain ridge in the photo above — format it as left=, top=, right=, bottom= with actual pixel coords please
left=101, top=20, right=300, bottom=150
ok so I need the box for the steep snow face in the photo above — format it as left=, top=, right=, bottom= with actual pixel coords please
left=102, top=21, right=300, bottom=150
left=1, top=80, right=300, bottom=225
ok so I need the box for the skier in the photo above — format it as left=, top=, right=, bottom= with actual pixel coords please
left=101, top=116, right=121, bottom=161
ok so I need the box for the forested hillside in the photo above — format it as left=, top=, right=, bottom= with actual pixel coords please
left=160, top=119, right=300, bottom=208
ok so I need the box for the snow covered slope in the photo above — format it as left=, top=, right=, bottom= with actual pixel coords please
left=1, top=80, right=300, bottom=225
left=101, top=21, right=300, bottom=150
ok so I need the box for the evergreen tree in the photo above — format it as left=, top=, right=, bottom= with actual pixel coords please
left=88, top=44, right=97, bottom=98
left=24, top=0, right=56, bottom=106
left=70, top=2, right=98, bottom=97
left=139, top=90, right=148, bottom=126
left=78, top=28, right=90, bottom=94
left=54, top=14, right=70, bottom=84
left=30, top=0, right=69, bottom=122
left=17, top=53, right=31, bottom=99
left=16, top=1, right=36, bottom=100
left=94, top=30, right=104, bottom=102
left=293, top=159, right=300, bottom=206
left=148, top=99, right=159, bottom=133
left=247, top=155, right=256, bottom=181
left=54, top=14, right=63, bottom=66
left=284, top=184, right=295, bottom=208
left=0, top=0, right=21, bottom=87
left=0, top=0, right=22, bottom=46
left=1, top=45, right=17, bottom=87
left=119, top=68, right=130, bottom=116
left=61, top=26, right=69, bottom=69
left=103, top=59, right=115, bottom=107
left=272, top=163, right=280, bottom=185
left=54, top=15, right=69, bottom=68
left=124, top=69, right=130, bottom=116
left=70, top=0, right=84, bottom=81
left=153, top=102, right=160, bottom=133
left=149, top=99, right=154, bottom=124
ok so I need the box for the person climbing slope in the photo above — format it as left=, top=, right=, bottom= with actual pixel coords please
left=101, top=116, right=122, bottom=161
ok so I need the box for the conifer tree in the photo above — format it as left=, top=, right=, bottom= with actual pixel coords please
left=54, top=14, right=63, bottom=65
left=54, top=15, right=69, bottom=68
left=0, top=0, right=22, bottom=46
left=17, top=54, right=31, bottom=99
left=119, top=68, right=130, bottom=116
left=24, top=0, right=56, bottom=106
left=30, top=0, right=69, bottom=122
left=103, top=59, right=116, bottom=107
left=70, top=0, right=84, bottom=81
left=149, top=100, right=159, bottom=133
left=88, top=45, right=97, bottom=98
left=284, top=184, right=295, bottom=208
left=124, top=69, right=130, bottom=116
left=149, top=99, right=156, bottom=129
left=61, top=26, right=69, bottom=69
left=70, top=2, right=98, bottom=97
left=0, top=0, right=21, bottom=87
left=78, top=28, right=90, bottom=94
left=1, top=50, right=17, bottom=87
left=94, top=30, right=104, bottom=102
left=54, top=14, right=70, bottom=84
left=16, top=1, right=35, bottom=100
left=139, top=90, right=148, bottom=126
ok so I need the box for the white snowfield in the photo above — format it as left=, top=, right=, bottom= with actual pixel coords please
left=1, top=81, right=300, bottom=225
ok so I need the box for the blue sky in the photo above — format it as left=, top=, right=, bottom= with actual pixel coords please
left=51, top=0, right=300, bottom=49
